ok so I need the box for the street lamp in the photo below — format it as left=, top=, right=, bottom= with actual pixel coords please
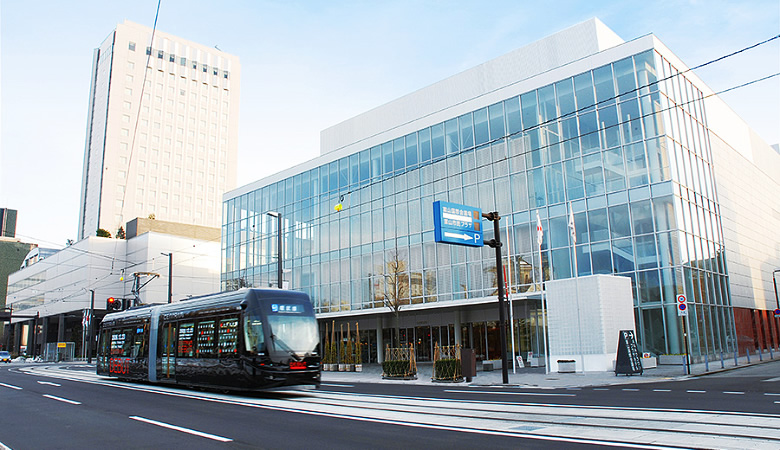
left=266, top=211, right=283, bottom=289
left=161, top=252, right=173, bottom=303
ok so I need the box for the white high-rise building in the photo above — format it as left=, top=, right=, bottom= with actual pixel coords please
left=78, top=20, right=240, bottom=239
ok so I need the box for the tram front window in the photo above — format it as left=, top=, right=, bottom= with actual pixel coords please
left=267, top=313, right=318, bottom=355
left=244, top=317, right=265, bottom=354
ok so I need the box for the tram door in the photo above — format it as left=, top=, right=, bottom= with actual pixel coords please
left=159, top=322, right=177, bottom=380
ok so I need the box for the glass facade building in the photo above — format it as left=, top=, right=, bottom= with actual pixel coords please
left=222, top=20, right=753, bottom=362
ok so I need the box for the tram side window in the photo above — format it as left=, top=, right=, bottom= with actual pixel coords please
left=110, top=328, right=135, bottom=357
left=244, top=317, right=265, bottom=354
left=99, top=330, right=109, bottom=356
left=196, top=320, right=216, bottom=357
left=178, top=322, right=195, bottom=357
left=218, top=317, right=239, bottom=356
left=110, top=329, right=127, bottom=356
left=160, top=322, right=176, bottom=356
left=131, top=325, right=147, bottom=358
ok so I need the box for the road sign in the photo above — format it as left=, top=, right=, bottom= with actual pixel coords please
left=433, top=201, right=483, bottom=247
left=677, top=294, right=688, bottom=316
left=774, top=308, right=780, bottom=319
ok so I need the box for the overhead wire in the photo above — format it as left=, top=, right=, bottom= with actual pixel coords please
left=11, top=33, right=779, bottom=304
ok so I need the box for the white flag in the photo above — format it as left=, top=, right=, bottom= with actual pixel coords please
left=536, top=211, right=543, bottom=247
left=568, top=202, right=576, bottom=245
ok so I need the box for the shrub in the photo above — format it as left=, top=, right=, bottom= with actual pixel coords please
left=434, top=358, right=461, bottom=380
left=382, top=359, right=415, bottom=377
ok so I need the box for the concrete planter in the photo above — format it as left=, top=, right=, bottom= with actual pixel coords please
left=338, top=363, right=347, bottom=371
left=557, top=360, right=576, bottom=373
left=658, top=354, right=686, bottom=365
left=641, top=357, right=657, bottom=369
left=354, top=364, right=363, bottom=372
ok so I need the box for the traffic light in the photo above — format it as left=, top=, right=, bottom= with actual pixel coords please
left=107, top=297, right=121, bottom=311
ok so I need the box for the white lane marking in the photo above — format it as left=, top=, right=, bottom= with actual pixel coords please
left=653, top=389, right=671, bottom=392
left=0, top=440, right=12, bottom=450
left=593, top=388, right=609, bottom=391
left=723, top=391, right=744, bottom=395
left=622, top=389, right=639, bottom=392
left=43, top=394, right=81, bottom=405
left=0, top=382, right=22, bottom=390
left=37, top=381, right=61, bottom=387
left=129, top=416, right=232, bottom=442
left=686, top=390, right=706, bottom=393
left=320, top=383, right=354, bottom=388
left=761, top=376, right=780, bottom=382
left=444, top=390, right=576, bottom=397
left=764, top=393, right=780, bottom=396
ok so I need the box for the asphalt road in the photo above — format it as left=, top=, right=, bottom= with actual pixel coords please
left=1, top=360, right=778, bottom=449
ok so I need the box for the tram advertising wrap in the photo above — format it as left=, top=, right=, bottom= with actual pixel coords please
left=96, top=289, right=321, bottom=390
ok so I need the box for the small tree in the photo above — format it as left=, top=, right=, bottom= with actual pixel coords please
left=116, top=226, right=126, bottom=239
left=383, top=248, right=409, bottom=347
left=96, top=228, right=111, bottom=238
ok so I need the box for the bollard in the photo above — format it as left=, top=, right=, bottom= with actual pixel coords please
left=705, top=354, right=709, bottom=372
left=734, top=349, right=738, bottom=366
left=758, top=347, right=762, bottom=362
left=746, top=348, right=751, bottom=364
left=770, top=347, right=774, bottom=360
left=720, top=351, right=724, bottom=369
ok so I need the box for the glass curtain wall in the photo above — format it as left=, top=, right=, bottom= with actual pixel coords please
left=223, top=49, right=734, bottom=358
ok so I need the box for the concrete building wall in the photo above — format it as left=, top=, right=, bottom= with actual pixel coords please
left=79, top=20, right=240, bottom=239
left=546, top=275, right=634, bottom=371
left=320, top=18, right=624, bottom=157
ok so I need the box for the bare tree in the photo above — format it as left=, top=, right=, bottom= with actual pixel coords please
left=383, top=248, right=409, bottom=347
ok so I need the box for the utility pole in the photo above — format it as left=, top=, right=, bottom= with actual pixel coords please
left=88, top=289, right=95, bottom=363
left=483, top=211, right=509, bottom=385
left=161, top=252, right=173, bottom=303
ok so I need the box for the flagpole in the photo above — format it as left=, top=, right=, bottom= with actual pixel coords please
left=570, top=202, right=584, bottom=373
left=537, top=211, right=549, bottom=375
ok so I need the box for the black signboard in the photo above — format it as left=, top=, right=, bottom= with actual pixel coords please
left=615, top=330, right=643, bottom=376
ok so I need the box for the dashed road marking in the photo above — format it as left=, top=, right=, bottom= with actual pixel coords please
left=0, top=382, right=22, bottom=390
left=43, top=394, right=81, bottom=405
left=653, top=389, right=671, bottom=392
left=686, top=390, right=706, bottom=393
left=37, top=381, right=61, bottom=387
left=444, top=390, right=576, bottom=397
left=130, top=416, right=232, bottom=442
left=723, top=391, right=744, bottom=395
left=622, top=388, right=639, bottom=392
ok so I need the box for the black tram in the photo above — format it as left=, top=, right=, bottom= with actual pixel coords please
left=96, top=289, right=321, bottom=390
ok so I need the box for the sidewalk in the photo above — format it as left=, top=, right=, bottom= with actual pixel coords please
left=322, top=351, right=780, bottom=388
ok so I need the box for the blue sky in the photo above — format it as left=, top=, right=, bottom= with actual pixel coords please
left=1, top=0, right=778, bottom=248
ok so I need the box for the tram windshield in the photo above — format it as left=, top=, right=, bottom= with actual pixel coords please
left=265, top=304, right=318, bottom=355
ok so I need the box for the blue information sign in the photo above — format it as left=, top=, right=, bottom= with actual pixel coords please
left=433, top=201, right=483, bottom=247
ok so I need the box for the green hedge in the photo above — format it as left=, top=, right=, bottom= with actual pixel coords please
left=382, top=359, right=415, bottom=377
left=434, top=358, right=461, bottom=380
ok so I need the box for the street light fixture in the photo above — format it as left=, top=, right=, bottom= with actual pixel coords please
left=266, top=211, right=283, bottom=289
left=161, top=252, right=173, bottom=303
